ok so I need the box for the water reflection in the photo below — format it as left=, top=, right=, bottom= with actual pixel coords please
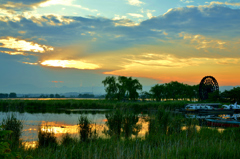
left=0, top=98, right=99, bottom=100
left=184, top=113, right=240, bottom=132
left=23, top=141, right=38, bottom=148
left=1, top=110, right=238, bottom=149
left=0, top=111, right=148, bottom=148
left=184, top=114, right=216, bottom=119
left=184, top=113, right=240, bottom=120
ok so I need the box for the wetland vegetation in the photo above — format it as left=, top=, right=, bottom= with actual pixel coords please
left=1, top=104, right=240, bottom=159
left=0, top=99, right=189, bottom=113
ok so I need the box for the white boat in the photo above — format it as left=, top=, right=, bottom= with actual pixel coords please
left=185, top=114, right=215, bottom=119
left=184, top=104, right=214, bottom=111
left=222, top=102, right=240, bottom=110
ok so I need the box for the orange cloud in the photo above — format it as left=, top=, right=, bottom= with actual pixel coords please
left=52, top=81, right=64, bottom=83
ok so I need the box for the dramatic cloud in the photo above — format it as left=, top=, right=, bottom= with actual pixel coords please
left=0, top=37, right=54, bottom=54
left=0, top=0, right=98, bottom=12
left=180, top=33, right=226, bottom=50
left=0, top=0, right=49, bottom=12
left=2, top=3, right=240, bottom=88
left=39, top=0, right=98, bottom=12
left=41, top=60, right=99, bottom=70
left=181, top=0, right=194, bottom=3
left=123, top=53, right=204, bottom=68
left=29, top=15, right=75, bottom=26
left=127, top=0, right=144, bottom=6
left=206, top=1, right=240, bottom=6
left=127, top=13, right=144, bottom=18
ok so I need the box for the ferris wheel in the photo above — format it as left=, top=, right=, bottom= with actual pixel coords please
left=199, top=76, right=219, bottom=100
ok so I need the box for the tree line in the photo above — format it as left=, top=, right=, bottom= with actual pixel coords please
left=146, top=81, right=199, bottom=101
left=102, top=76, right=199, bottom=101
left=102, top=75, right=240, bottom=103
left=0, top=93, right=96, bottom=98
left=0, top=92, right=17, bottom=98
left=208, top=87, right=240, bottom=103
left=39, top=93, right=95, bottom=98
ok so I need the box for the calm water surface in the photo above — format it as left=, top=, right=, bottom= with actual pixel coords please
left=0, top=111, right=148, bottom=148
left=1, top=109, right=237, bottom=148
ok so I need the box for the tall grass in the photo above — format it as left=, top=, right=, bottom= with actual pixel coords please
left=0, top=99, right=190, bottom=113
left=61, top=133, right=77, bottom=146
left=18, top=127, right=240, bottom=159
left=147, top=109, right=170, bottom=137
left=1, top=114, right=23, bottom=148
left=78, top=116, right=98, bottom=142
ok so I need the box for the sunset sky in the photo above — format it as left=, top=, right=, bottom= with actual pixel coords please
left=1, top=0, right=240, bottom=94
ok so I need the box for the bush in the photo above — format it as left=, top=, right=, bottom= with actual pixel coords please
left=1, top=114, right=23, bottom=147
left=0, top=125, right=22, bottom=159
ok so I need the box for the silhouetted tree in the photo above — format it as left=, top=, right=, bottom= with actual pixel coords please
left=150, top=82, right=199, bottom=101
left=102, top=76, right=142, bottom=101
left=150, top=84, right=165, bottom=101
left=78, top=94, right=94, bottom=98
left=116, top=76, right=128, bottom=101
left=126, top=77, right=142, bottom=101
left=208, top=90, right=221, bottom=102
left=164, top=81, right=183, bottom=100
left=55, top=94, right=61, bottom=98
left=0, top=93, right=8, bottom=98
left=102, top=76, right=118, bottom=100
left=140, top=91, right=152, bottom=101
left=9, top=92, right=17, bottom=98
left=39, top=94, right=48, bottom=98
left=221, top=87, right=240, bottom=103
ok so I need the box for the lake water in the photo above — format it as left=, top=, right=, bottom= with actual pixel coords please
left=0, top=110, right=148, bottom=148
left=1, top=109, right=238, bottom=148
